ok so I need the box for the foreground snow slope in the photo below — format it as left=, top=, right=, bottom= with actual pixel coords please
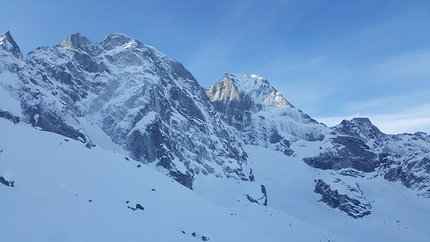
left=194, top=144, right=430, bottom=242
left=0, top=119, right=275, bottom=242
left=1, top=113, right=430, bottom=242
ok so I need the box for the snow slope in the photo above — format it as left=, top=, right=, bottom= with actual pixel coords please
left=194, top=144, right=430, bottom=242
left=3, top=117, right=428, bottom=242
left=0, top=119, right=274, bottom=242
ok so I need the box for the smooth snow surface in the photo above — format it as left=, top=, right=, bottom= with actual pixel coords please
left=0, top=72, right=22, bottom=116
left=77, top=117, right=126, bottom=155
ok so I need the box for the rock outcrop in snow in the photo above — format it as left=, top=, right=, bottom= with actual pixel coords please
left=314, top=178, right=372, bottom=218
left=303, top=118, right=430, bottom=197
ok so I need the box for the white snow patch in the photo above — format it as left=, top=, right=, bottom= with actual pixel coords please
left=0, top=84, right=21, bottom=116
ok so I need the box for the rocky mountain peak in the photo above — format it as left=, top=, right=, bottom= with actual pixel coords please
left=101, top=33, right=140, bottom=50
left=0, top=31, right=23, bottom=58
left=59, top=32, right=91, bottom=50
left=207, top=73, right=291, bottom=108
left=206, top=75, right=241, bottom=102
left=335, top=117, right=383, bottom=142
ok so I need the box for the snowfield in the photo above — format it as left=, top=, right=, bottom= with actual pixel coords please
left=1, top=118, right=429, bottom=242
left=0, top=119, right=275, bottom=242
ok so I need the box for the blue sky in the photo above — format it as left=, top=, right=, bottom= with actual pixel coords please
left=1, top=0, right=429, bottom=134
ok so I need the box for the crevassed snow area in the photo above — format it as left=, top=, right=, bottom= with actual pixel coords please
left=0, top=119, right=276, bottom=242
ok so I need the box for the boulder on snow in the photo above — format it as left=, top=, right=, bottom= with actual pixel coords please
left=128, top=203, right=144, bottom=211
left=245, top=184, right=268, bottom=206
left=0, top=176, right=14, bottom=187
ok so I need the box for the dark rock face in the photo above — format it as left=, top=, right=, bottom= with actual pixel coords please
left=304, top=118, right=430, bottom=198
left=314, top=179, right=371, bottom=218
left=0, top=110, right=20, bottom=124
left=382, top=155, right=430, bottom=197
left=304, top=136, right=378, bottom=172
left=335, top=118, right=384, bottom=142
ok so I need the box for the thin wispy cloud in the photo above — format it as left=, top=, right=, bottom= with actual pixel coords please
left=373, top=50, right=430, bottom=83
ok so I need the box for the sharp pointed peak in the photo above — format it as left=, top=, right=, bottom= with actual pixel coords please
left=221, top=73, right=291, bottom=107
left=0, top=30, right=23, bottom=58
left=59, top=32, right=91, bottom=50
left=208, top=73, right=292, bottom=107
left=3, top=30, right=13, bottom=39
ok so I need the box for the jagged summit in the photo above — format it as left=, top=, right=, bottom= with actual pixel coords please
left=207, top=73, right=292, bottom=107
left=0, top=31, right=23, bottom=58
left=206, top=74, right=241, bottom=102
left=101, top=33, right=139, bottom=49
left=59, top=32, right=92, bottom=50
left=335, top=117, right=384, bottom=142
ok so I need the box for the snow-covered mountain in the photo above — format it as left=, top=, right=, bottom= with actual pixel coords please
left=1, top=31, right=430, bottom=241
left=0, top=31, right=251, bottom=189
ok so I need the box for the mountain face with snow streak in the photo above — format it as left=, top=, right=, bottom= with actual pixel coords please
left=0, top=32, right=250, bottom=189
left=207, top=73, right=325, bottom=156
left=1, top=29, right=430, bottom=219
